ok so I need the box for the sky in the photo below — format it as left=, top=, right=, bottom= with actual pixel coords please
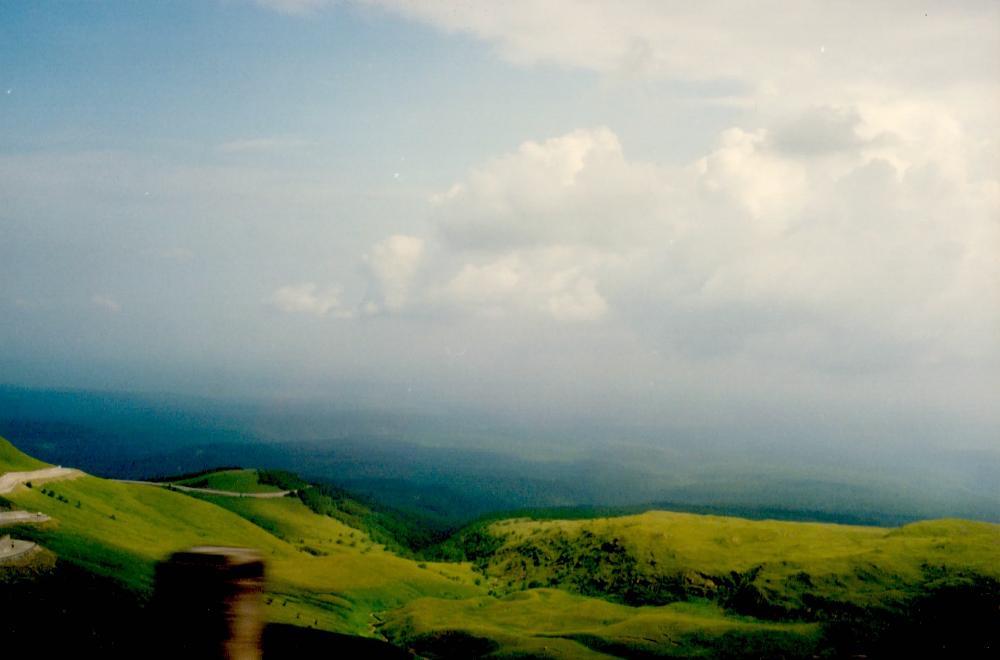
left=1, top=1, right=998, bottom=450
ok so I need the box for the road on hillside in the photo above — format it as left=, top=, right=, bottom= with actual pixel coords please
left=0, top=511, right=50, bottom=526
left=0, top=536, right=37, bottom=563
left=116, top=480, right=296, bottom=499
left=0, top=467, right=83, bottom=495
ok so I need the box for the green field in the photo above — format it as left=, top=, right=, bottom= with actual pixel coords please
left=0, top=436, right=48, bottom=472
left=382, top=513, right=1000, bottom=657
left=1, top=439, right=483, bottom=636
left=469, top=512, right=1000, bottom=610
left=382, top=589, right=822, bottom=658
left=4, top=479, right=483, bottom=634
left=2, top=436, right=998, bottom=657
left=174, top=468, right=283, bottom=493
left=190, top=492, right=483, bottom=632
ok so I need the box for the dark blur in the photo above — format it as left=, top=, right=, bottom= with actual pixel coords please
left=152, top=547, right=266, bottom=660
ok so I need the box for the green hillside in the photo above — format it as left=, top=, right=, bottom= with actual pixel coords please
left=410, top=512, right=1000, bottom=656
left=382, top=589, right=821, bottom=659
left=462, top=512, right=1000, bottom=608
left=188, top=492, right=482, bottom=632
left=0, top=435, right=48, bottom=472
left=174, top=468, right=282, bottom=493
left=2, top=450, right=483, bottom=637
left=3, top=436, right=999, bottom=657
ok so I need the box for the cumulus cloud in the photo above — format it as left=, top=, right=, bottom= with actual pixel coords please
left=438, top=247, right=610, bottom=322
left=695, top=127, right=809, bottom=229
left=432, top=127, right=663, bottom=250
left=354, top=108, right=999, bottom=354
left=768, top=106, right=874, bottom=156
left=269, top=283, right=350, bottom=317
left=364, top=234, right=425, bottom=312
left=353, top=134, right=628, bottom=323
left=248, top=0, right=999, bottom=367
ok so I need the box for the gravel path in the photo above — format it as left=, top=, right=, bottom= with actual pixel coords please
left=0, top=466, right=83, bottom=494
left=116, top=479, right=295, bottom=499
left=0, top=535, right=37, bottom=563
left=0, top=511, right=50, bottom=526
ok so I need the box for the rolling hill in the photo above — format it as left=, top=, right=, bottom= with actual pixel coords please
left=1, top=435, right=482, bottom=655
left=172, top=468, right=285, bottom=494
left=2, top=435, right=998, bottom=658
left=0, top=434, right=48, bottom=472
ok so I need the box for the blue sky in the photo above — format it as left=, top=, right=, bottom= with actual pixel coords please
left=1, top=1, right=998, bottom=449
left=1, top=2, right=746, bottom=168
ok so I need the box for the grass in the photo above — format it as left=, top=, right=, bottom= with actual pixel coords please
left=380, top=588, right=821, bottom=659
left=472, top=512, right=1000, bottom=613
left=4, top=467, right=485, bottom=636
left=379, top=513, right=999, bottom=657
left=6, top=476, right=292, bottom=590
left=3, top=437, right=998, bottom=656
left=0, top=436, right=49, bottom=472
left=174, top=468, right=282, bottom=493
left=191, top=493, right=485, bottom=633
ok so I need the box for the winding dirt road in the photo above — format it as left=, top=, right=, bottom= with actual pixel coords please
left=116, top=480, right=295, bottom=499
left=0, top=511, right=50, bottom=526
left=0, top=535, right=37, bottom=563
left=0, top=467, right=83, bottom=495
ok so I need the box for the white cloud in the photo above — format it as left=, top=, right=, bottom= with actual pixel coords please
left=364, top=234, right=425, bottom=312
left=269, top=283, right=350, bottom=317
left=432, top=127, right=665, bottom=250
left=244, top=0, right=999, bottom=370
left=695, top=127, right=808, bottom=230
left=91, top=294, right=121, bottom=313
left=352, top=135, right=625, bottom=322
left=351, top=2, right=999, bottom=101
left=438, top=247, right=611, bottom=322
left=358, top=109, right=999, bottom=351
left=768, top=106, right=874, bottom=156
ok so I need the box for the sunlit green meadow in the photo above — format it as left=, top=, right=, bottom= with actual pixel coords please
left=4, top=436, right=998, bottom=656
left=174, top=468, right=282, bottom=493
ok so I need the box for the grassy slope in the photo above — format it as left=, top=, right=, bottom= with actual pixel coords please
left=475, top=512, right=1000, bottom=611
left=382, top=589, right=820, bottom=659
left=0, top=435, right=49, bottom=472
left=194, top=496, right=808, bottom=658
left=191, top=494, right=483, bottom=632
left=4, top=473, right=483, bottom=636
left=174, top=468, right=281, bottom=493
left=204, top=497, right=822, bottom=657
left=4, top=436, right=998, bottom=657
left=386, top=512, right=1000, bottom=657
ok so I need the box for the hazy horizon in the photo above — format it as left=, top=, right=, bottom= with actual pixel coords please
left=2, top=1, right=998, bottom=454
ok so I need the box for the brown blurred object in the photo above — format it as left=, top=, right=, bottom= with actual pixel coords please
left=153, top=546, right=266, bottom=660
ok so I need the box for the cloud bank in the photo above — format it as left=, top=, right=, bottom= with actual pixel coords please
left=355, top=106, right=997, bottom=376
left=262, top=2, right=999, bottom=96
